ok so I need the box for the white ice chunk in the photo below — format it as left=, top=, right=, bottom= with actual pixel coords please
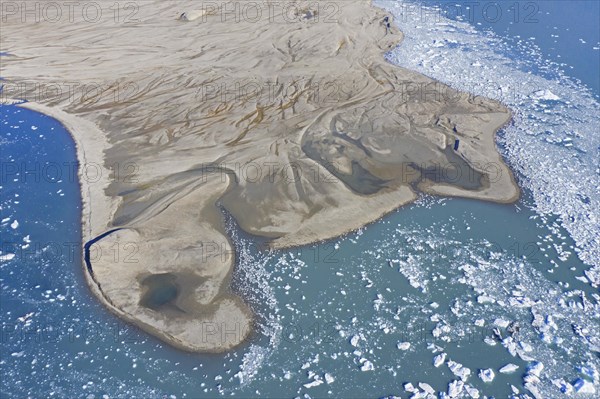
left=573, top=379, right=595, bottom=394
left=464, top=385, right=480, bottom=398
left=478, top=369, right=495, bottom=383
left=360, top=360, right=374, bottom=371
left=477, top=295, right=495, bottom=304
left=448, top=360, right=471, bottom=381
left=419, top=382, right=435, bottom=394
left=528, top=362, right=544, bottom=377
left=531, top=89, right=560, bottom=101
left=0, top=253, right=16, bottom=262
left=433, top=353, right=447, bottom=367
left=499, top=363, right=519, bottom=374
left=303, top=379, right=323, bottom=389
left=404, top=382, right=416, bottom=393
left=447, top=380, right=464, bottom=398
left=493, top=318, right=510, bottom=328
left=397, top=342, right=411, bottom=350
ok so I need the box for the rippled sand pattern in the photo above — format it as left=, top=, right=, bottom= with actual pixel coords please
left=1, top=0, right=518, bottom=351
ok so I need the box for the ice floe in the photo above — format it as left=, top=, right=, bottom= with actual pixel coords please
left=478, top=368, right=495, bottom=383
left=573, top=378, right=596, bottom=394
left=499, top=363, right=520, bottom=374
left=433, top=353, right=446, bottom=368
left=396, top=342, right=410, bottom=350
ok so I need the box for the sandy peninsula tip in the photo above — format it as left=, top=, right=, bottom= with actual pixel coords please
left=1, top=0, right=519, bottom=352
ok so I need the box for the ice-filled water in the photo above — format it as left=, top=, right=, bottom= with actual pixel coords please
left=2, top=0, right=599, bottom=397
left=376, top=0, right=600, bottom=269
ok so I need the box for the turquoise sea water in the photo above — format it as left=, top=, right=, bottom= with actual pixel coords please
left=1, top=0, right=599, bottom=398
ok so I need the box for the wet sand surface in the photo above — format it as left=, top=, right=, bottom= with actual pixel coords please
left=1, top=0, right=519, bottom=351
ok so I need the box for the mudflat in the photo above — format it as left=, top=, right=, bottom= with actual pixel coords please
left=1, top=0, right=519, bottom=352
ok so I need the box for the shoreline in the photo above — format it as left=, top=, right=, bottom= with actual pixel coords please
left=2, top=0, right=520, bottom=353
left=13, top=101, right=255, bottom=354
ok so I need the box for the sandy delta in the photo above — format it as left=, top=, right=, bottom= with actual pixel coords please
left=1, top=0, right=519, bottom=352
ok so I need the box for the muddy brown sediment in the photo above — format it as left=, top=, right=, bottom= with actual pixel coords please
left=1, top=0, right=519, bottom=352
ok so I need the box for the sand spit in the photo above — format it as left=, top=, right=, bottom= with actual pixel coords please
left=1, top=0, right=519, bottom=351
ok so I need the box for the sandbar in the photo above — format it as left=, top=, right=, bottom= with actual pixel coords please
left=1, top=0, right=519, bottom=352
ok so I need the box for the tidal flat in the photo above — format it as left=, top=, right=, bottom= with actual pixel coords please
left=1, top=0, right=518, bottom=352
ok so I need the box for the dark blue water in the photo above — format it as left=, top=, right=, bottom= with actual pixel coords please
left=420, top=0, right=600, bottom=96
left=0, top=105, right=161, bottom=397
